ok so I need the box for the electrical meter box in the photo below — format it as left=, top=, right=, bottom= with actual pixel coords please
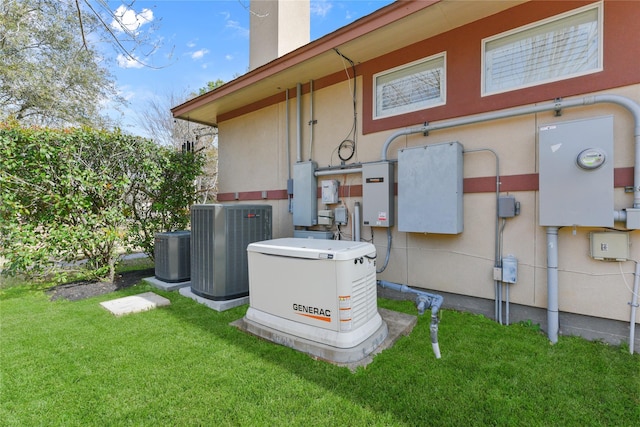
left=321, top=180, right=339, bottom=204
left=398, top=141, right=464, bottom=234
left=539, top=116, right=614, bottom=227
left=362, top=162, right=394, bottom=227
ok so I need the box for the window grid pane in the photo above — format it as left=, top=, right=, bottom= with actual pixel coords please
left=375, top=55, right=445, bottom=119
left=484, top=6, right=600, bottom=95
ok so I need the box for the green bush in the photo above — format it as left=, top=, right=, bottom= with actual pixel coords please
left=0, top=122, right=203, bottom=282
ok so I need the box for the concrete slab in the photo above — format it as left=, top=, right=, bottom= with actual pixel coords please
left=179, top=287, right=249, bottom=312
left=143, top=276, right=191, bottom=291
left=100, top=292, right=170, bottom=316
left=231, top=308, right=417, bottom=370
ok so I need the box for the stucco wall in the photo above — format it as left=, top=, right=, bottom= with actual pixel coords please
left=219, top=77, right=639, bottom=325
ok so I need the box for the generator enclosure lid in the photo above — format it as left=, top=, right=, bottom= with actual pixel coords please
left=247, top=238, right=375, bottom=261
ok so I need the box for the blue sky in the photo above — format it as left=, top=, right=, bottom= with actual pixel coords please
left=102, top=0, right=394, bottom=136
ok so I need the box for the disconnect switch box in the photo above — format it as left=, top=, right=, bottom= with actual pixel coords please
left=362, top=162, right=394, bottom=227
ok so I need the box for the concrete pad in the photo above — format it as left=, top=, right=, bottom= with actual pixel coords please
left=100, top=292, right=170, bottom=316
left=179, top=287, right=249, bottom=312
left=143, top=276, right=191, bottom=291
left=231, top=308, right=417, bottom=370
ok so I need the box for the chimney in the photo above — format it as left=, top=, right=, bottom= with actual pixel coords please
left=249, top=0, right=310, bottom=71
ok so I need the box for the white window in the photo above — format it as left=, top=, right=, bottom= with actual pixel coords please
left=374, top=53, right=446, bottom=119
left=482, top=2, right=603, bottom=96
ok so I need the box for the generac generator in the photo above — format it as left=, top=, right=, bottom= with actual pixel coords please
left=245, top=238, right=387, bottom=353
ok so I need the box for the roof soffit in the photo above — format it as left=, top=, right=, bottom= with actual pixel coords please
left=172, top=0, right=526, bottom=126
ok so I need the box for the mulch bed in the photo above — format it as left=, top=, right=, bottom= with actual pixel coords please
left=47, top=268, right=156, bottom=301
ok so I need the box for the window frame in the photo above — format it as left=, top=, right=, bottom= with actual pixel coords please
left=372, top=52, right=446, bottom=120
left=481, top=1, right=603, bottom=97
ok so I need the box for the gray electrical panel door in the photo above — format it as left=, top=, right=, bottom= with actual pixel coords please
left=293, top=161, right=318, bottom=226
left=398, top=141, right=464, bottom=234
left=539, top=116, right=613, bottom=227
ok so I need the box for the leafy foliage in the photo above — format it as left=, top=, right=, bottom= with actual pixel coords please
left=0, top=0, right=121, bottom=127
left=0, top=123, right=203, bottom=281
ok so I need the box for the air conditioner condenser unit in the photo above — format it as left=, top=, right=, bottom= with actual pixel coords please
left=243, top=238, right=388, bottom=363
left=154, top=231, right=191, bottom=283
left=190, top=204, right=272, bottom=301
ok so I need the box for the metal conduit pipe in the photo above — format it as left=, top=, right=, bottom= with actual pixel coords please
left=629, top=262, right=639, bottom=355
left=546, top=227, right=560, bottom=344
left=380, top=95, right=640, bottom=204
left=296, top=83, right=302, bottom=162
left=379, top=95, right=640, bottom=344
left=308, top=80, right=314, bottom=161
left=378, top=280, right=444, bottom=359
left=315, top=168, right=362, bottom=177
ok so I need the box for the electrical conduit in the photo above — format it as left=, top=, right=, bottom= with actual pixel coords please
left=379, top=95, right=640, bottom=344
left=378, top=280, right=444, bottom=359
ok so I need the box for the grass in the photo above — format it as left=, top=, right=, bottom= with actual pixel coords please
left=1, top=269, right=639, bottom=426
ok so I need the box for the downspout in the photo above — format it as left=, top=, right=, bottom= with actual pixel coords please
left=378, top=280, right=444, bottom=359
left=379, top=95, right=640, bottom=344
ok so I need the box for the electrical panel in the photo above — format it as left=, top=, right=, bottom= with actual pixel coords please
left=321, top=180, right=339, bottom=204
left=293, top=161, right=318, bottom=226
left=362, top=162, right=394, bottom=227
left=539, top=116, right=614, bottom=227
left=398, top=141, right=464, bottom=234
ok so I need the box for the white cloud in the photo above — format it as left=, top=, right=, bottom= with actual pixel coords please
left=111, top=5, right=153, bottom=34
left=225, top=54, right=234, bottom=61
left=311, top=0, right=333, bottom=18
left=116, top=53, right=144, bottom=69
left=226, top=20, right=249, bottom=38
left=191, top=49, right=209, bottom=60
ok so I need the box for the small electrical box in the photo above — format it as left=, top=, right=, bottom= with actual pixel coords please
left=321, top=180, right=339, bottom=204
left=498, top=195, right=518, bottom=218
left=335, top=206, right=348, bottom=225
left=589, top=232, right=629, bottom=261
left=318, top=209, right=334, bottom=226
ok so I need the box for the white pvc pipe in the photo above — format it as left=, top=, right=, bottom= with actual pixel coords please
left=354, top=202, right=361, bottom=242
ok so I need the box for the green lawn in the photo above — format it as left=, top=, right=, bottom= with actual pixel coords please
left=1, top=274, right=638, bottom=426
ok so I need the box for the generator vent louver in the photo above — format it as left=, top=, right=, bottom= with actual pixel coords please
left=154, top=231, right=191, bottom=283
left=351, top=271, right=377, bottom=329
left=190, top=204, right=272, bottom=301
